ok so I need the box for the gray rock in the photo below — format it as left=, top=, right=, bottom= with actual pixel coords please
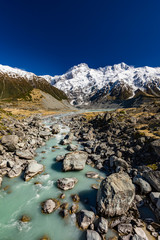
left=39, top=131, right=51, bottom=138
left=56, top=155, right=64, bottom=162
left=110, top=156, right=129, bottom=170
left=24, top=160, right=44, bottom=181
left=52, top=124, right=60, bottom=134
left=67, top=144, right=78, bottom=151
left=97, top=172, right=135, bottom=217
left=150, top=192, right=160, bottom=205
left=97, top=217, right=108, bottom=234
left=63, top=151, right=88, bottom=171
left=57, top=177, right=78, bottom=190
left=86, top=171, right=99, bottom=179
left=143, top=171, right=160, bottom=191
left=16, top=150, right=33, bottom=160
left=151, top=139, right=160, bottom=156
left=42, top=199, right=56, bottom=214
left=87, top=230, right=101, bottom=240
left=8, top=165, right=22, bottom=178
left=134, top=227, right=148, bottom=240
left=0, top=145, right=4, bottom=154
left=77, top=210, right=95, bottom=230
left=1, top=135, right=19, bottom=152
left=133, top=176, right=152, bottom=194
left=132, top=234, right=145, bottom=240
left=118, top=223, right=133, bottom=234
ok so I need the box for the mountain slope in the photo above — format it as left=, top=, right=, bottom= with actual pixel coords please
left=0, top=64, right=67, bottom=101
left=42, top=63, right=160, bottom=106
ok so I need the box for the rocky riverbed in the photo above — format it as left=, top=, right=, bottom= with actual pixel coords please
left=0, top=105, right=160, bottom=240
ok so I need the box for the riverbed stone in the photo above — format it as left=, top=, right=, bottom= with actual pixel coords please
left=52, top=124, right=60, bottom=134
left=8, top=165, right=22, bottom=178
left=16, top=150, right=33, bottom=160
left=42, top=199, right=58, bottom=214
left=133, top=176, right=152, bottom=194
left=150, top=139, right=160, bottom=157
left=1, top=135, right=19, bottom=152
left=97, top=217, right=108, bottom=234
left=77, top=210, right=95, bottom=230
left=67, top=144, right=78, bottom=151
left=57, top=177, right=78, bottom=190
left=134, top=227, right=148, bottom=240
left=97, top=172, right=135, bottom=217
left=63, top=151, right=88, bottom=171
left=118, top=223, right=133, bottom=234
left=56, top=155, right=64, bottom=162
left=150, top=192, right=160, bottom=204
left=87, top=230, right=101, bottom=240
left=143, top=171, right=160, bottom=191
left=86, top=171, right=99, bottom=179
left=24, top=161, right=44, bottom=181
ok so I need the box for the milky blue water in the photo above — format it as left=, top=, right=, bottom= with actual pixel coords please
left=0, top=113, right=116, bottom=240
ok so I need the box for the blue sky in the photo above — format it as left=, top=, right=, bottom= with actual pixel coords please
left=0, top=0, right=160, bottom=75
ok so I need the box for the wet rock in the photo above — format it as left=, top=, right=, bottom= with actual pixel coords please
left=70, top=204, right=79, bottom=214
left=118, top=223, right=133, bottom=234
left=133, top=176, right=152, bottom=194
left=77, top=210, right=95, bottom=230
left=42, top=199, right=59, bottom=214
left=20, top=215, right=31, bottom=222
left=51, top=124, right=60, bottom=134
left=97, top=217, right=108, bottom=234
left=97, top=172, right=135, bottom=217
left=87, top=230, right=101, bottom=240
left=143, top=171, right=160, bottom=191
left=24, top=161, right=44, bottom=181
left=16, top=150, right=33, bottom=160
left=86, top=171, right=99, bottom=179
left=8, top=165, right=22, bottom=178
left=91, top=184, right=99, bottom=190
left=67, top=144, right=78, bottom=151
left=71, top=194, right=80, bottom=202
left=60, top=202, right=69, bottom=209
left=1, top=135, right=19, bottom=152
left=57, top=177, right=78, bottom=190
left=59, top=209, right=69, bottom=218
left=56, top=155, right=64, bottom=162
left=59, top=193, right=65, bottom=199
left=63, top=151, right=88, bottom=171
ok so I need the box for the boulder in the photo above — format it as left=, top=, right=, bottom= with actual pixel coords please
left=42, top=199, right=57, bottom=214
left=86, top=171, right=99, bottom=179
left=97, top=172, right=135, bottom=217
left=56, top=155, right=64, bottom=162
left=87, top=230, right=101, bottom=240
left=133, top=176, right=152, bottom=194
left=57, top=177, right=78, bottom=190
left=8, top=165, right=22, bottom=178
left=97, top=217, right=108, bottom=234
left=1, top=135, right=19, bottom=152
left=52, top=124, right=60, bottom=134
left=151, top=139, right=160, bottom=156
left=143, top=171, right=160, bottom=191
left=24, top=161, right=44, bottom=181
left=67, top=144, right=78, bottom=151
left=110, top=156, right=129, bottom=170
left=150, top=192, right=160, bottom=205
left=117, top=223, right=133, bottom=234
left=77, top=210, right=95, bottom=230
left=134, top=227, right=148, bottom=240
left=16, top=150, right=33, bottom=160
left=63, top=151, right=88, bottom=171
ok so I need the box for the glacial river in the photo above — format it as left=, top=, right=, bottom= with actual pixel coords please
left=0, top=112, right=116, bottom=240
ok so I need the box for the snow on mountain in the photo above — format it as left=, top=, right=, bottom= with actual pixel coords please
left=41, top=62, right=160, bottom=106
left=0, top=64, right=37, bottom=80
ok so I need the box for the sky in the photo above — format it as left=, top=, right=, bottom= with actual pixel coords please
left=0, top=0, right=160, bottom=76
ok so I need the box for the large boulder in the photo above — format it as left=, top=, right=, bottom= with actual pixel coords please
left=63, top=151, right=88, bottom=171
left=8, top=165, right=22, bottom=178
left=87, top=230, right=101, bottom=240
left=24, top=161, right=44, bottom=181
left=51, top=124, right=60, bottom=134
left=57, top=177, right=78, bottom=190
left=150, top=139, right=160, bottom=157
left=143, top=171, right=160, bottom=191
left=77, top=210, right=95, bottom=230
left=42, top=199, right=59, bottom=214
left=16, top=150, right=33, bottom=160
left=97, top=173, right=135, bottom=217
left=1, top=135, right=19, bottom=152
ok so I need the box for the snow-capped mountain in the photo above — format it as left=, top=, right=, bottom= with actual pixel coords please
left=42, top=62, right=160, bottom=106
left=0, top=64, right=67, bottom=101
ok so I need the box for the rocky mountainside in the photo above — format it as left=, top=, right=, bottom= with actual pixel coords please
left=42, top=63, right=160, bottom=107
left=0, top=64, right=67, bottom=101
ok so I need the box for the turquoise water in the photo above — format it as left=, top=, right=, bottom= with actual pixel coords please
left=0, top=116, right=116, bottom=240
